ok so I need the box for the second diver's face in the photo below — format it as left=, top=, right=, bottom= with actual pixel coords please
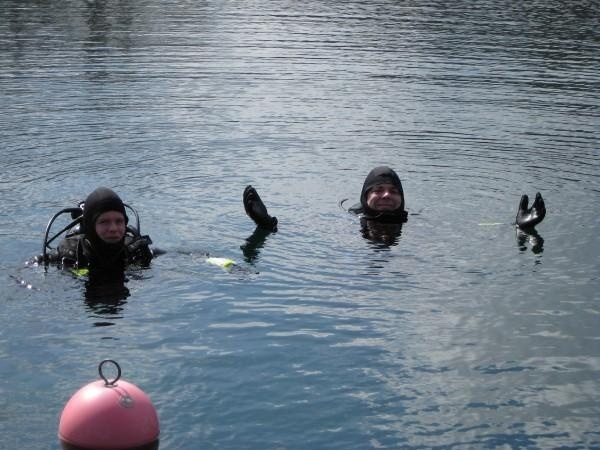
left=366, top=183, right=404, bottom=212
left=94, top=211, right=126, bottom=243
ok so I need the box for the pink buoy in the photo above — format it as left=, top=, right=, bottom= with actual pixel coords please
left=59, top=360, right=159, bottom=450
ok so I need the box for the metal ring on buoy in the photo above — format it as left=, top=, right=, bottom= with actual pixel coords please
left=98, top=360, right=122, bottom=386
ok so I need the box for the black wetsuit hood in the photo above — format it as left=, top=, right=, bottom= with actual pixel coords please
left=82, top=187, right=129, bottom=275
left=358, top=166, right=407, bottom=222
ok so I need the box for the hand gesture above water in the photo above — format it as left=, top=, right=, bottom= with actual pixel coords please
left=516, top=192, right=546, bottom=229
left=243, top=185, right=278, bottom=232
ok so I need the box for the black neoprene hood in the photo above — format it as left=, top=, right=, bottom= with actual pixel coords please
left=359, top=166, right=405, bottom=216
left=82, top=187, right=128, bottom=240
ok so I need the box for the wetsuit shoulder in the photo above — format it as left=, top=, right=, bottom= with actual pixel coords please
left=57, top=234, right=88, bottom=267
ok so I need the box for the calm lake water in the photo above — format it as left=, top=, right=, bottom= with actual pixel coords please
left=1, top=1, right=599, bottom=449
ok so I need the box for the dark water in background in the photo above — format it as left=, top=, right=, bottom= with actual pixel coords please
left=1, top=1, right=599, bottom=448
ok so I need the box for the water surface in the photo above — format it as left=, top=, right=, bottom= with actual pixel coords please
left=1, top=1, right=599, bottom=449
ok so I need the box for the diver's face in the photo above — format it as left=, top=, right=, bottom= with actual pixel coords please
left=366, top=183, right=403, bottom=211
left=94, top=211, right=126, bottom=243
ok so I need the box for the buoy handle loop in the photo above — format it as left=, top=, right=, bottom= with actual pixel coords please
left=99, top=360, right=122, bottom=386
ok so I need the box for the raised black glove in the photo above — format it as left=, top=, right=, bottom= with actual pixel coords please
left=243, top=185, right=278, bottom=232
left=516, top=192, right=546, bottom=229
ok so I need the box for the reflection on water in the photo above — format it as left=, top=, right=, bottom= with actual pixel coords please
left=360, top=218, right=404, bottom=248
left=240, top=227, right=273, bottom=265
left=1, top=0, right=599, bottom=449
left=516, top=228, right=545, bottom=255
left=84, top=278, right=129, bottom=327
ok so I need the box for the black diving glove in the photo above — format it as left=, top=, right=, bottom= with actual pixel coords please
left=126, top=235, right=153, bottom=265
left=243, top=185, right=278, bottom=232
left=516, top=192, right=546, bottom=229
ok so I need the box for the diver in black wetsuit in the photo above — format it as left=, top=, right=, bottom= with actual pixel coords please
left=345, top=166, right=408, bottom=246
left=33, top=187, right=154, bottom=280
left=347, top=166, right=408, bottom=222
left=345, top=166, right=546, bottom=247
left=242, top=168, right=409, bottom=248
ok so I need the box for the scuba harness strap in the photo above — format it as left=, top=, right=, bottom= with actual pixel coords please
left=42, top=207, right=83, bottom=263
